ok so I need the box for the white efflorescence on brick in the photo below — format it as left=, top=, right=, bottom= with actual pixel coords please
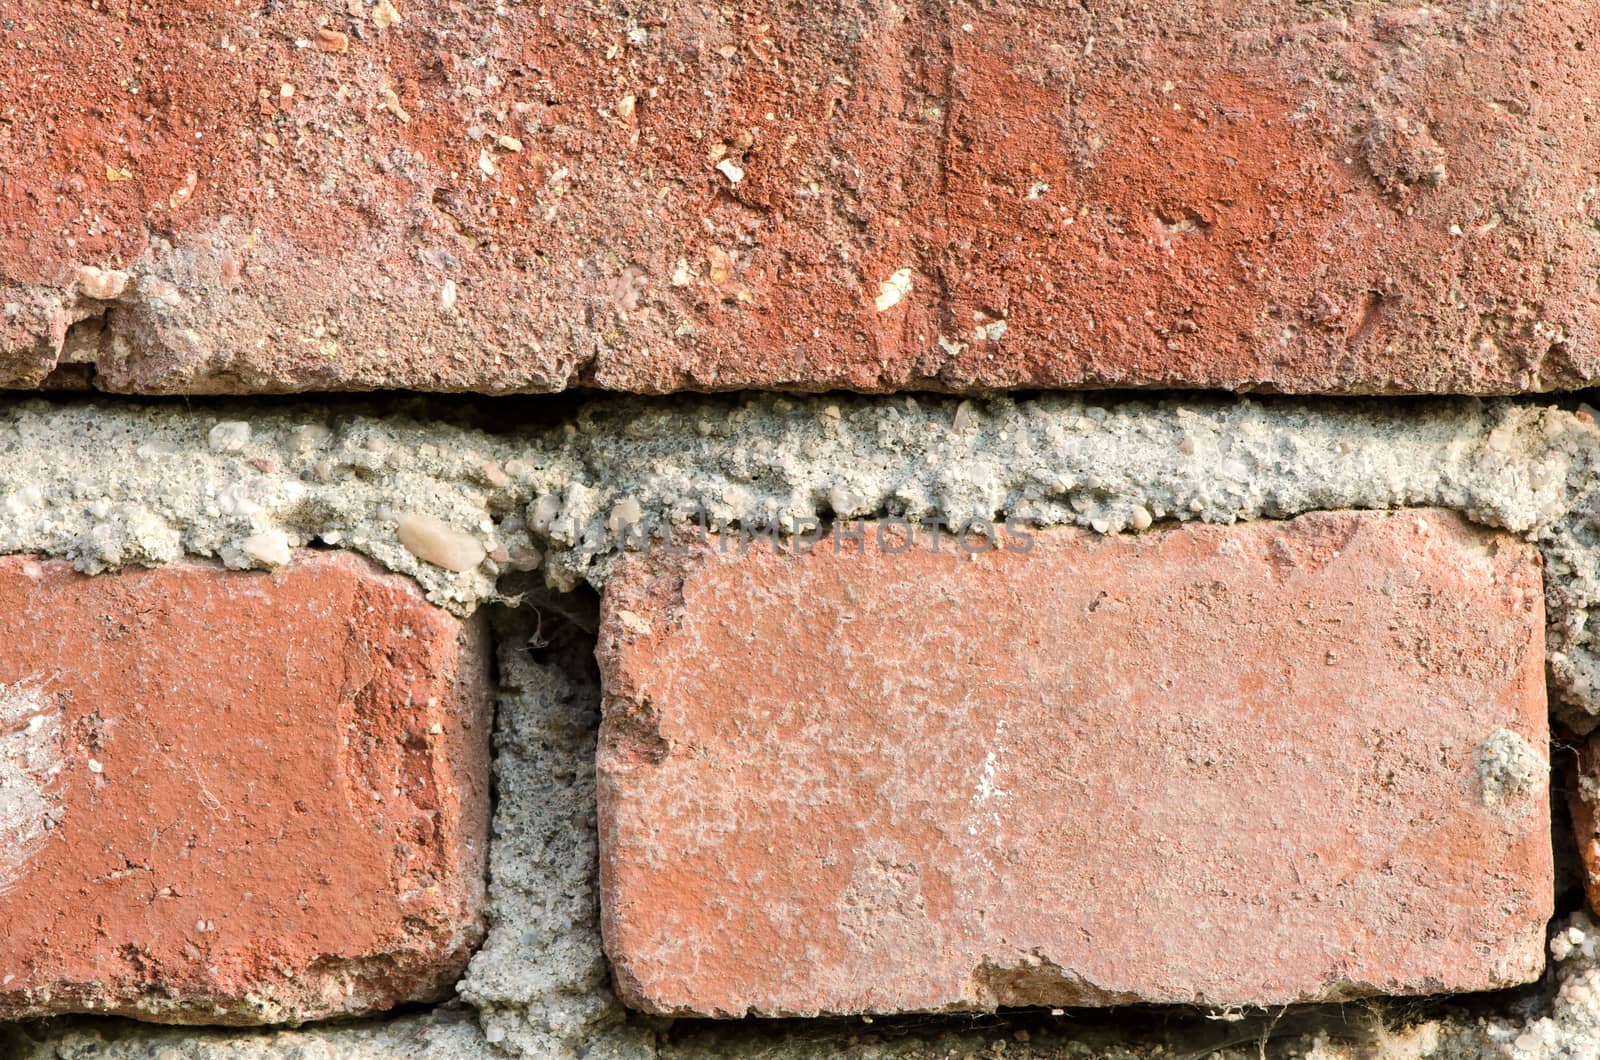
left=0, top=681, right=61, bottom=899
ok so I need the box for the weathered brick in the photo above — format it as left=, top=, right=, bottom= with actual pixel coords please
left=597, top=511, right=1551, bottom=1016
left=0, top=554, right=490, bottom=1024
left=2, top=3, right=1598, bottom=395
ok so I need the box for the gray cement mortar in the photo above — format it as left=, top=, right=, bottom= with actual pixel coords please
left=5, top=392, right=1600, bottom=1058
left=1, top=1007, right=489, bottom=1059
left=1, top=393, right=1598, bottom=726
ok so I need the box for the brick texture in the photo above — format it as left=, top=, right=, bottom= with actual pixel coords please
left=2, top=2, right=1598, bottom=395
left=596, top=511, right=1551, bottom=1016
left=0, top=554, right=491, bottom=1024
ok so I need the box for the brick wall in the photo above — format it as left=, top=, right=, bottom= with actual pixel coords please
left=4, top=3, right=1600, bottom=1059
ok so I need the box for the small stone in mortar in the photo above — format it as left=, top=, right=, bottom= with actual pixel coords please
left=397, top=513, right=486, bottom=572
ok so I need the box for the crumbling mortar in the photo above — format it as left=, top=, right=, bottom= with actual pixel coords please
left=7, top=391, right=1600, bottom=1057
left=1, top=392, right=1598, bottom=725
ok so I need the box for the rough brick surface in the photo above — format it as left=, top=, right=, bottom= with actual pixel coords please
left=0, top=554, right=491, bottom=1025
left=2, top=2, right=1599, bottom=395
left=597, top=511, right=1552, bottom=1016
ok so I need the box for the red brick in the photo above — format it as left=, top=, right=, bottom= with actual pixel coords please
left=596, top=511, right=1551, bottom=1016
left=2, top=3, right=1598, bottom=395
left=0, top=554, right=490, bottom=1024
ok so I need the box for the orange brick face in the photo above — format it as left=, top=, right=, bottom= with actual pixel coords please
left=0, top=555, right=491, bottom=1025
left=2, top=2, right=1598, bottom=394
left=596, top=512, right=1552, bottom=1016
